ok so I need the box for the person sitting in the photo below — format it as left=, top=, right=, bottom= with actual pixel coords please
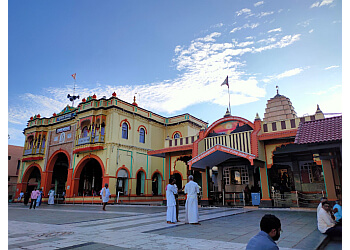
left=246, top=214, right=282, bottom=250
left=317, top=201, right=342, bottom=238
left=333, top=199, right=342, bottom=225
left=317, top=197, right=328, bottom=215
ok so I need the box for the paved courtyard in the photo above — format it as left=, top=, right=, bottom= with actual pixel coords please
left=8, top=203, right=333, bottom=249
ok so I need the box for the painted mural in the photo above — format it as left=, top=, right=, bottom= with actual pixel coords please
left=207, top=120, right=253, bottom=137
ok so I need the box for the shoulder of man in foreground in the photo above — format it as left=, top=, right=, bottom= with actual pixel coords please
left=246, top=231, right=279, bottom=250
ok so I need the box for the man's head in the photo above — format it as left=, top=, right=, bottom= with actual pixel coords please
left=322, top=201, right=331, bottom=212
left=188, top=175, right=194, bottom=181
left=105, top=183, right=108, bottom=188
left=260, top=214, right=282, bottom=241
left=34, top=187, right=37, bottom=191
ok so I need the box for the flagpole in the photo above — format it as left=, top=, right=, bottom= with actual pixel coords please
left=228, top=84, right=231, bottom=114
left=73, top=78, right=76, bottom=107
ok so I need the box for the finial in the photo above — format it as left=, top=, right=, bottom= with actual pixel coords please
left=224, top=107, right=231, bottom=118
left=276, top=85, right=279, bottom=95
left=255, top=113, right=261, bottom=120
left=132, top=95, right=138, bottom=106
left=316, top=104, right=323, bottom=113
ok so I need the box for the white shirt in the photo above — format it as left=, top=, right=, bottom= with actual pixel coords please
left=317, top=208, right=335, bottom=233
left=317, top=203, right=322, bottom=214
left=166, top=184, right=177, bottom=206
left=184, top=181, right=200, bottom=198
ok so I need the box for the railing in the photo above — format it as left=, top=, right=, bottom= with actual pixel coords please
left=204, top=131, right=252, bottom=153
left=76, top=135, right=105, bottom=146
left=271, top=190, right=324, bottom=208
left=166, top=135, right=199, bottom=148
left=24, top=148, right=45, bottom=156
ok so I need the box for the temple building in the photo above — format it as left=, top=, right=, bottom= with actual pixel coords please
left=16, top=90, right=341, bottom=207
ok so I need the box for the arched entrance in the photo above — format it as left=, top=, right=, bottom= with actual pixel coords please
left=78, top=158, right=103, bottom=196
left=51, top=153, right=69, bottom=196
left=152, top=172, right=162, bottom=195
left=136, top=170, right=145, bottom=195
left=26, top=166, right=41, bottom=193
left=117, top=168, right=129, bottom=195
left=173, top=172, right=182, bottom=190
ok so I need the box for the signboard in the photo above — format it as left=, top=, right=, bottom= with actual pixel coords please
left=57, top=113, right=76, bottom=122
left=56, top=126, right=71, bottom=134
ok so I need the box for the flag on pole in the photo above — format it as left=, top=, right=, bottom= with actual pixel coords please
left=221, top=76, right=229, bottom=87
left=71, top=73, right=76, bottom=80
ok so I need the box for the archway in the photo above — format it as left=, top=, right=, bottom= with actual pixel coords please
left=173, top=172, right=182, bottom=190
left=26, top=166, right=41, bottom=193
left=78, top=158, right=103, bottom=196
left=136, top=170, right=145, bottom=195
left=152, top=172, right=162, bottom=195
left=117, top=168, right=129, bottom=195
left=51, top=153, right=69, bottom=196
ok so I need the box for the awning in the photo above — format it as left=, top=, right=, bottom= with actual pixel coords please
left=188, top=144, right=256, bottom=169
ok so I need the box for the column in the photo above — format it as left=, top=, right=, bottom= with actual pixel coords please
left=259, top=164, right=272, bottom=207
left=322, top=160, right=337, bottom=201
left=200, top=167, right=210, bottom=206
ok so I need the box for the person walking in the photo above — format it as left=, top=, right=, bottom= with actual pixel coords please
left=184, top=175, right=200, bottom=225
left=23, top=191, right=30, bottom=206
left=29, top=187, right=40, bottom=209
left=166, top=178, right=177, bottom=224
left=48, top=188, right=55, bottom=205
left=36, top=188, right=43, bottom=207
left=246, top=214, right=282, bottom=250
left=18, top=191, right=24, bottom=202
left=100, top=183, right=111, bottom=211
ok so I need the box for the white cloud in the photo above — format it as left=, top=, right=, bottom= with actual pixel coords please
left=263, top=67, right=305, bottom=83
left=230, top=23, right=260, bottom=33
left=237, top=41, right=254, bottom=47
left=236, top=8, right=251, bottom=16
left=254, top=34, right=301, bottom=53
left=325, top=65, right=339, bottom=70
left=309, top=29, right=314, bottom=33
left=310, top=0, right=334, bottom=8
left=258, top=11, right=274, bottom=18
left=196, top=32, right=221, bottom=42
left=267, top=28, right=282, bottom=33
left=254, top=1, right=264, bottom=7
left=211, top=23, right=224, bottom=28
left=297, top=19, right=313, bottom=27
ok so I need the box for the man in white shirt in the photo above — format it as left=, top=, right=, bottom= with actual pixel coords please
left=100, top=183, right=111, bottom=211
left=317, top=201, right=341, bottom=238
left=317, top=197, right=328, bottom=215
left=166, top=178, right=177, bottom=224
left=184, top=175, right=200, bottom=225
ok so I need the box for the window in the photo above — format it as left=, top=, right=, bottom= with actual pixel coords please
left=263, top=124, right=268, bottom=132
left=272, top=122, right=277, bottom=131
left=139, top=128, right=145, bottom=143
left=224, top=168, right=230, bottom=185
left=290, top=119, right=296, bottom=128
left=16, top=160, right=20, bottom=175
left=82, top=126, right=89, bottom=137
left=281, top=121, right=286, bottom=130
left=231, top=166, right=249, bottom=185
left=8, top=156, right=11, bottom=160
left=122, top=123, right=128, bottom=139
left=174, top=133, right=180, bottom=139
left=300, top=117, right=305, bottom=123
left=300, top=162, right=324, bottom=184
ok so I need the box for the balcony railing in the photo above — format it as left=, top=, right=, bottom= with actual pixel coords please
left=204, top=131, right=252, bottom=154
left=24, top=148, right=45, bottom=156
left=76, top=135, right=105, bottom=146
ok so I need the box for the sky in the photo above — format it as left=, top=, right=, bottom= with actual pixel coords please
left=8, top=0, right=342, bottom=147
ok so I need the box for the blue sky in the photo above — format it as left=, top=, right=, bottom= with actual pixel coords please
left=8, top=0, right=342, bottom=146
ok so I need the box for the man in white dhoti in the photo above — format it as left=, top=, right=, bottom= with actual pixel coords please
left=166, top=178, right=177, bottom=224
left=184, top=175, right=200, bottom=225
left=100, top=183, right=111, bottom=211
left=48, top=188, right=55, bottom=205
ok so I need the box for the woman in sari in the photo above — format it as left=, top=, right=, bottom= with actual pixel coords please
left=48, top=188, right=55, bottom=205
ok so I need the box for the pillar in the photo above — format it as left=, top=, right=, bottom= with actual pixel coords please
left=322, top=160, right=337, bottom=201
left=259, top=164, right=272, bottom=207
left=200, top=167, right=210, bottom=206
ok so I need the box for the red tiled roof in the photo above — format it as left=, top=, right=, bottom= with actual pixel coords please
left=294, top=116, right=342, bottom=144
